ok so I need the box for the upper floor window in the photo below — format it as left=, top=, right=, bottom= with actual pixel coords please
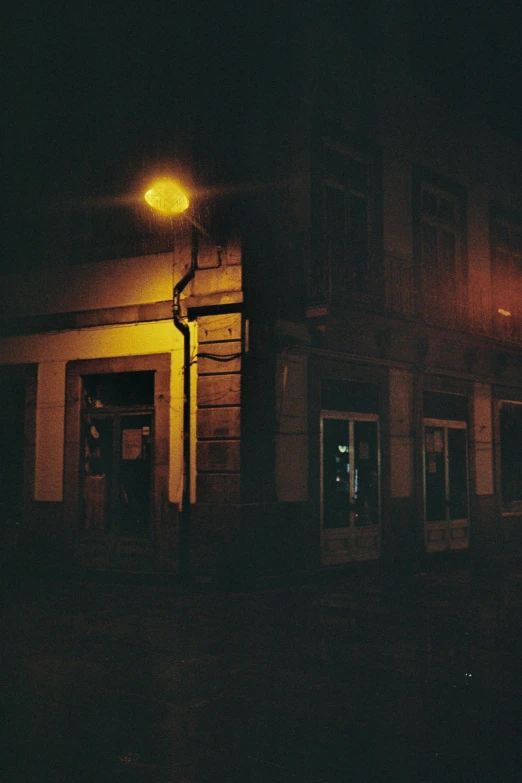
left=69, top=199, right=173, bottom=265
left=312, top=137, right=381, bottom=304
left=490, top=205, right=522, bottom=323
left=413, top=168, right=467, bottom=326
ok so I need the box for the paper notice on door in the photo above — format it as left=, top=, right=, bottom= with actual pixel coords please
left=433, top=429, right=444, bottom=453
left=359, top=441, right=370, bottom=460
left=122, top=428, right=142, bottom=460
left=428, top=455, right=437, bottom=473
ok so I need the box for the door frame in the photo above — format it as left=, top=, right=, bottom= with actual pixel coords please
left=64, top=355, right=172, bottom=557
left=423, top=417, right=470, bottom=552
left=320, top=410, right=381, bottom=565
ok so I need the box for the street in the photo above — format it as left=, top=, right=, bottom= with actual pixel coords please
left=3, top=559, right=522, bottom=782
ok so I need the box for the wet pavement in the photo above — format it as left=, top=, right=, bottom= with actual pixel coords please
left=3, top=558, right=522, bottom=782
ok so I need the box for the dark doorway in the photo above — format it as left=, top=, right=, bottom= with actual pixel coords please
left=81, top=373, right=154, bottom=539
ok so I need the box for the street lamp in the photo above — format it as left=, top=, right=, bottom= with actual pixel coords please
left=144, top=174, right=197, bottom=582
left=144, top=177, right=190, bottom=216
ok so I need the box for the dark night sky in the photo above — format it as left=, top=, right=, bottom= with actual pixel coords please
left=2, top=0, right=522, bottom=270
left=2, top=1, right=299, bottom=268
left=410, top=0, right=522, bottom=134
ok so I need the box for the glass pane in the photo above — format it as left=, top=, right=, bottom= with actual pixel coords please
left=349, top=194, right=368, bottom=243
left=353, top=420, right=379, bottom=527
left=439, top=229, right=456, bottom=279
left=493, top=222, right=509, bottom=246
left=448, top=428, right=468, bottom=519
left=511, top=231, right=522, bottom=252
left=83, top=372, right=154, bottom=408
left=346, top=156, right=367, bottom=193
left=421, top=190, right=437, bottom=218
left=83, top=417, right=112, bottom=532
left=322, top=380, right=379, bottom=414
left=500, top=403, right=522, bottom=504
left=494, top=249, right=512, bottom=274
left=323, top=419, right=350, bottom=529
left=425, top=426, right=446, bottom=521
left=119, top=414, right=152, bottom=537
left=348, top=196, right=369, bottom=292
left=422, top=223, right=438, bottom=269
left=324, top=183, right=346, bottom=258
left=494, top=250, right=513, bottom=308
left=423, top=391, right=468, bottom=421
left=438, top=198, right=455, bottom=227
left=323, top=145, right=347, bottom=181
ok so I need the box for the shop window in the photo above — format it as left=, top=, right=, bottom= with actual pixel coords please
left=499, top=402, right=522, bottom=510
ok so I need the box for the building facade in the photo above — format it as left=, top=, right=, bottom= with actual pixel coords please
left=3, top=4, right=522, bottom=578
left=0, top=212, right=244, bottom=575
left=231, top=2, right=522, bottom=576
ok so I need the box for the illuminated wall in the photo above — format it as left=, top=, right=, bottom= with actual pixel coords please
left=0, top=320, right=184, bottom=505
left=0, top=253, right=177, bottom=319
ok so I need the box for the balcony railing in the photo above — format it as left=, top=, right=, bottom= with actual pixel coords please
left=312, top=254, right=522, bottom=347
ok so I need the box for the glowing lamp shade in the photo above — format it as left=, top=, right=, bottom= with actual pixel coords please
left=144, top=177, right=190, bottom=215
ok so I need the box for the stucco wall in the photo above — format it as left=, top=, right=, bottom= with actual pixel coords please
left=0, top=320, right=184, bottom=506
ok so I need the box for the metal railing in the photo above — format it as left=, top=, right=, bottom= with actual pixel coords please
left=312, top=254, right=522, bottom=347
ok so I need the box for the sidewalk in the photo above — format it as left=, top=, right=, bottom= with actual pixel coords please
left=3, top=557, right=522, bottom=782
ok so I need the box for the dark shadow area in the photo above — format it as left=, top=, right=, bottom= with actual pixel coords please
left=4, top=557, right=522, bottom=781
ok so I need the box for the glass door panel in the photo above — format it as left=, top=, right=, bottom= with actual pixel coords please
left=424, top=419, right=469, bottom=552
left=82, top=417, right=113, bottom=532
left=119, top=414, right=152, bottom=537
left=321, top=412, right=380, bottom=565
left=82, top=412, right=153, bottom=538
left=448, top=428, right=468, bottom=520
left=424, top=426, right=446, bottom=522
left=353, top=419, right=379, bottom=527
left=323, top=418, right=350, bottom=530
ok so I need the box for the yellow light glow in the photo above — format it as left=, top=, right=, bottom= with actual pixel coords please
left=498, top=308, right=511, bottom=317
left=144, top=178, right=190, bottom=215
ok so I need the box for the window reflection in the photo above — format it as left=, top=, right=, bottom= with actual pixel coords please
left=323, top=417, right=379, bottom=529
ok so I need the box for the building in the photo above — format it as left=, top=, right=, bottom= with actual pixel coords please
left=0, top=191, right=243, bottom=574
left=236, top=2, right=522, bottom=575
left=2, top=2, right=522, bottom=578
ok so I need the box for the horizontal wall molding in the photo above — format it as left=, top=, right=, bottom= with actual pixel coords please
left=0, top=301, right=174, bottom=337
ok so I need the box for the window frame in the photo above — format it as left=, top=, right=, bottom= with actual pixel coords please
left=490, top=203, right=522, bottom=322
left=412, top=166, right=468, bottom=325
left=311, top=132, right=382, bottom=306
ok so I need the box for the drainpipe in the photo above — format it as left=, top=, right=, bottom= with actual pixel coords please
left=172, top=222, right=198, bottom=582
